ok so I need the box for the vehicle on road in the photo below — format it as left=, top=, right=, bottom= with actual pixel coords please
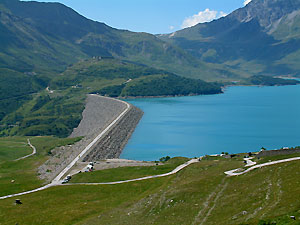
left=62, top=179, right=69, bottom=184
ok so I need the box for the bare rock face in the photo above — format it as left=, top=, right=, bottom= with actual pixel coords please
left=230, top=0, right=300, bottom=31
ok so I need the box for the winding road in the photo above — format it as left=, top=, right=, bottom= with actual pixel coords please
left=2, top=96, right=199, bottom=199
left=225, top=157, right=300, bottom=176
left=15, top=139, right=36, bottom=161
left=0, top=95, right=130, bottom=200
left=0, top=158, right=200, bottom=200
left=1, top=94, right=299, bottom=200
left=66, top=158, right=201, bottom=186
left=244, top=157, right=257, bottom=167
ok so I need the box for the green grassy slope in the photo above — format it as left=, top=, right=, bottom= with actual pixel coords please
left=0, top=154, right=299, bottom=224
left=0, top=89, right=85, bottom=137
left=52, top=58, right=223, bottom=98
left=0, top=136, right=31, bottom=161
left=0, top=68, right=46, bottom=121
left=70, top=157, right=188, bottom=183
left=0, top=0, right=229, bottom=82
left=0, top=136, right=81, bottom=196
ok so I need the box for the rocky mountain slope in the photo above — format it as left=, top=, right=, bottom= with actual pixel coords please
left=160, top=0, right=300, bottom=77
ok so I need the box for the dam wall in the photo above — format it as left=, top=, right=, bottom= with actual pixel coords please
left=38, top=95, right=142, bottom=182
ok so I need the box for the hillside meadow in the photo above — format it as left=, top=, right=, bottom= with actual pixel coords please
left=0, top=152, right=299, bottom=224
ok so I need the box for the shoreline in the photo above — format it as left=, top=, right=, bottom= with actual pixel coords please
left=38, top=81, right=300, bottom=175
left=117, top=80, right=300, bottom=100
left=118, top=91, right=223, bottom=100
left=72, top=82, right=300, bottom=163
left=274, top=75, right=300, bottom=80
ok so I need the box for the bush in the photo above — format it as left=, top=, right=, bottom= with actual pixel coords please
left=160, top=156, right=171, bottom=162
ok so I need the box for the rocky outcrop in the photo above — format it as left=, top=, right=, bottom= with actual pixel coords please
left=231, top=0, right=300, bottom=31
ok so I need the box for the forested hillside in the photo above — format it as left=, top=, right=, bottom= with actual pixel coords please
left=0, top=58, right=221, bottom=137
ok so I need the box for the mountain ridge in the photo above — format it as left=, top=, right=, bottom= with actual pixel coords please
left=0, top=0, right=231, bottom=81
left=159, top=0, right=300, bottom=78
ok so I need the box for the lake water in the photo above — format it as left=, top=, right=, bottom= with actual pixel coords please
left=121, top=85, right=300, bottom=161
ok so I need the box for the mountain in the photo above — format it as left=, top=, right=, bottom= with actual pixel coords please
left=160, top=0, right=300, bottom=77
left=0, top=0, right=231, bottom=81
left=1, top=0, right=300, bottom=81
left=0, top=0, right=227, bottom=137
left=1, top=0, right=300, bottom=137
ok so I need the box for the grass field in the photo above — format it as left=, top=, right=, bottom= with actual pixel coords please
left=0, top=137, right=31, bottom=161
left=70, top=157, right=189, bottom=183
left=0, top=149, right=299, bottom=224
left=0, top=136, right=81, bottom=197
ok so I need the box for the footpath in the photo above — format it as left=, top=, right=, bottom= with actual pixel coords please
left=14, top=139, right=36, bottom=161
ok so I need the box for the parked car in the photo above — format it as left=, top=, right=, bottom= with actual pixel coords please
left=62, top=179, right=69, bottom=184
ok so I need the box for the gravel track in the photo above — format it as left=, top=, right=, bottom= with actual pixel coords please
left=14, top=139, right=36, bottom=161
left=0, top=158, right=200, bottom=200
left=65, top=158, right=200, bottom=185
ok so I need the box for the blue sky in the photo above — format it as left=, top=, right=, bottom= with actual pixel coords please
left=23, top=0, right=250, bottom=34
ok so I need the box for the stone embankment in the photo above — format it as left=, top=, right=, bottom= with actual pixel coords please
left=83, top=105, right=143, bottom=161
left=70, top=95, right=126, bottom=139
left=38, top=95, right=131, bottom=182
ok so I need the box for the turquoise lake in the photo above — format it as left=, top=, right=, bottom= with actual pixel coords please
left=121, top=85, right=300, bottom=161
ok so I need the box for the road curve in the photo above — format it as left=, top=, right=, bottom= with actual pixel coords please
left=15, top=139, right=37, bottom=161
left=0, top=158, right=200, bottom=200
left=225, top=157, right=300, bottom=176
left=244, top=157, right=256, bottom=167
left=0, top=95, right=130, bottom=200
left=0, top=184, right=53, bottom=200
left=66, top=158, right=201, bottom=186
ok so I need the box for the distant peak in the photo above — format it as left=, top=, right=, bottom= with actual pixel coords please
left=231, top=0, right=300, bottom=30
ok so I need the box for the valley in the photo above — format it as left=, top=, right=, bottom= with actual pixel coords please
left=0, top=0, right=300, bottom=224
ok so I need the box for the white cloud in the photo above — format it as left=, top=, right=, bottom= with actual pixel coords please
left=181, top=9, right=227, bottom=29
left=169, top=25, right=175, bottom=30
left=244, top=0, right=252, bottom=6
